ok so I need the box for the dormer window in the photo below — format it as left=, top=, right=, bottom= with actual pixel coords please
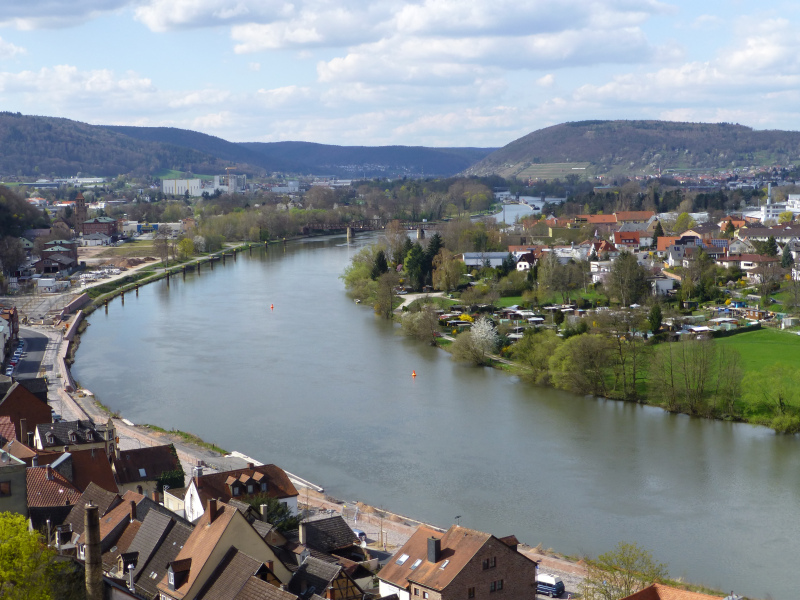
left=233, top=486, right=241, bottom=497
left=68, top=431, right=77, bottom=443
left=260, top=482, right=267, bottom=492
left=247, top=484, right=253, bottom=494
left=45, top=432, right=54, bottom=445
left=168, top=572, right=174, bottom=586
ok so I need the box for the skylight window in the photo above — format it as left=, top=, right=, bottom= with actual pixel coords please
left=138, top=468, right=147, bottom=477
left=440, top=560, right=450, bottom=570
left=410, top=559, right=422, bottom=570
left=396, top=554, right=409, bottom=565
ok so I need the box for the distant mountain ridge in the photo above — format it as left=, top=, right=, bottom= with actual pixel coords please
left=0, top=112, right=496, bottom=178
left=467, top=120, right=800, bottom=178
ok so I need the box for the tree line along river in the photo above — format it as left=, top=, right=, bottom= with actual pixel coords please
left=72, top=234, right=800, bottom=599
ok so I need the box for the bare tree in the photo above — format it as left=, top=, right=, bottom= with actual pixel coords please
left=401, top=304, right=441, bottom=346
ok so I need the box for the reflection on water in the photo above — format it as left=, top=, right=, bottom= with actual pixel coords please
left=73, top=235, right=800, bottom=598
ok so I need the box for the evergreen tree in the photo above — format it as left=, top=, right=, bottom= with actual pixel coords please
left=782, top=245, right=794, bottom=269
left=724, top=220, right=735, bottom=238
left=404, top=243, right=425, bottom=291
left=648, top=304, right=663, bottom=333
left=498, top=252, right=516, bottom=277
left=370, top=249, right=389, bottom=280
left=589, top=248, right=599, bottom=262
left=397, top=237, right=414, bottom=265
left=652, top=220, right=665, bottom=241
left=765, top=236, right=779, bottom=257
left=422, top=233, right=444, bottom=285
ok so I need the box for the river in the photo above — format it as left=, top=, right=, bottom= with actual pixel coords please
left=72, top=236, right=800, bottom=599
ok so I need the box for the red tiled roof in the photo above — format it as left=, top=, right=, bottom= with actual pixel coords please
left=157, top=503, right=239, bottom=599
left=26, top=466, right=82, bottom=507
left=578, top=214, right=617, bottom=224
left=193, top=464, right=298, bottom=507
left=621, top=583, right=723, bottom=600
left=614, top=231, right=641, bottom=244
left=36, top=448, right=118, bottom=493
left=113, top=444, right=180, bottom=485
left=615, top=211, right=655, bottom=222
left=0, top=382, right=52, bottom=441
left=657, top=236, right=679, bottom=251
left=0, top=415, right=16, bottom=444
left=379, top=525, right=494, bottom=592
left=720, top=254, right=779, bottom=263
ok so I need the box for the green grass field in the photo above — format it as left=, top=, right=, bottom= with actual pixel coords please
left=514, top=162, right=592, bottom=180
left=716, top=328, right=800, bottom=373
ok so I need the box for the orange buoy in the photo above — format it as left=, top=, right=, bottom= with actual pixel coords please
left=270, top=304, right=274, bottom=310
left=412, top=370, right=417, bottom=378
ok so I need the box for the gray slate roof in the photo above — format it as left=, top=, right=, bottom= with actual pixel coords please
left=302, top=516, right=359, bottom=553
left=288, top=556, right=342, bottom=597
left=62, top=482, right=122, bottom=540
left=128, top=510, right=174, bottom=581
left=197, top=547, right=268, bottom=600
left=37, top=419, right=101, bottom=448
left=235, top=577, right=300, bottom=600
left=134, top=519, right=193, bottom=598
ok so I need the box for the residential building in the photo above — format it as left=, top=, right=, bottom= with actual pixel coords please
left=157, top=499, right=292, bottom=600
left=113, top=444, right=182, bottom=496
left=34, top=418, right=116, bottom=455
left=27, top=464, right=82, bottom=530
left=34, top=447, right=119, bottom=493
left=0, top=448, right=27, bottom=515
left=83, top=216, right=119, bottom=236
left=288, top=555, right=364, bottom=600
left=378, top=525, right=538, bottom=600
left=0, top=383, right=52, bottom=444
left=183, top=463, right=299, bottom=523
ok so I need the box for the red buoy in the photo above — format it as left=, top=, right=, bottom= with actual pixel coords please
left=412, top=370, right=417, bottom=378
left=270, top=304, right=274, bottom=311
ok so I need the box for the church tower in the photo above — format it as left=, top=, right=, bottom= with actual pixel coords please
left=74, top=192, right=87, bottom=236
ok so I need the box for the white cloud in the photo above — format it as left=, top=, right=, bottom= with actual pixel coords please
left=537, top=74, right=555, bottom=88
left=0, top=37, right=25, bottom=58
left=257, top=85, right=313, bottom=108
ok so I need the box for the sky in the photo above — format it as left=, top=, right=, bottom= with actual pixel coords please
left=1, top=1, right=800, bottom=148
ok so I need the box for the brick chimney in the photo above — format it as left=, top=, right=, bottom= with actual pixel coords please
left=247, top=462, right=254, bottom=469
left=207, top=498, right=218, bottom=524
left=129, top=500, right=137, bottom=521
left=85, top=504, right=103, bottom=600
left=46, top=465, right=54, bottom=481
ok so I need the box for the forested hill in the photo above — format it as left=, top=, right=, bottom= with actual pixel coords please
left=465, top=120, right=800, bottom=178
left=0, top=112, right=496, bottom=178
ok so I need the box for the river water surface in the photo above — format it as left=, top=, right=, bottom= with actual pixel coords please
left=73, top=236, right=800, bottom=599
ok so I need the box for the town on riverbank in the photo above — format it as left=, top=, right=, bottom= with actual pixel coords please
left=2, top=174, right=796, bottom=599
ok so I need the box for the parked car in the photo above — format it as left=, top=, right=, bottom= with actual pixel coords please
left=536, top=574, right=565, bottom=598
left=4, top=367, right=13, bottom=376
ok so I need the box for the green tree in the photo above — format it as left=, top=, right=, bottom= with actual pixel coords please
left=764, top=236, right=779, bottom=257
left=673, top=212, right=695, bottom=234
left=423, top=232, right=444, bottom=284
left=779, top=211, right=794, bottom=224
left=652, top=220, right=664, bottom=241
left=403, top=243, right=425, bottom=291
left=374, top=271, right=399, bottom=319
left=647, top=304, right=662, bottom=333
left=432, top=248, right=463, bottom=292
left=549, top=333, right=613, bottom=396
left=609, top=251, right=649, bottom=306
left=497, top=253, right=516, bottom=278
left=0, top=237, right=25, bottom=276
left=401, top=304, right=441, bottom=346
left=341, top=245, right=378, bottom=301
left=177, top=237, right=195, bottom=260
left=511, top=329, right=562, bottom=385
left=724, top=220, right=735, bottom=238
left=781, top=245, right=794, bottom=269
left=0, top=512, right=59, bottom=600
left=450, top=317, right=498, bottom=366
left=242, top=495, right=302, bottom=532
left=370, top=249, right=389, bottom=280
left=580, top=542, right=668, bottom=600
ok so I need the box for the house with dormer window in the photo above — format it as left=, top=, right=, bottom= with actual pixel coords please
left=182, top=462, right=299, bottom=523
left=378, top=525, right=538, bottom=600
left=34, top=418, right=116, bottom=455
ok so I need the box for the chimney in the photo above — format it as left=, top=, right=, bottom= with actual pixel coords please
left=31, top=454, right=39, bottom=467
left=427, top=537, right=441, bottom=563
left=152, top=490, right=160, bottom=503
left=46, top=465, right=54, bottom=481
left=260, top=504, right=269, bottom=522
left=85, top=504, right=103, bottom=600
left=26, top=431, right=34, bottom=447
left=299, top=521, right=307, bottom=545
left=129, top=500, right=137, bottom=521
left=64, top=446, right=69, bottom=453
left=326, top=586, right=335, bottom=600
left=247, top=462, right=254, bottom=469
left=19, top=418, right=27, bottom=442
left=207, top=498, right=218, bottom=524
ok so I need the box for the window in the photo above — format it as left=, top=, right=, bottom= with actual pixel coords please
left=482, top=557, right=496, bottom=570
left=410, top=559, right=422, bottom=570
left=489, top=580, right=503, bottom=593
left=233, top=486, right=240, bottom=496
left=440, top=560, right=450, bottom=570
left=468, top=588, right=475, bottom=599
left=396, top=554, right=409, bottom=566
left=168, top=572, right=174, bottom=585
left=247, top=484, right=253, bottom=494
left=260, top=482, right=267, bottom=491
left=414, top=590, right=419, bottom=596
left=138, top=468, right=147, bottom=477
left=0, top=481, right=10, bottom=496
left=423, top=593, right=428, bottom=599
